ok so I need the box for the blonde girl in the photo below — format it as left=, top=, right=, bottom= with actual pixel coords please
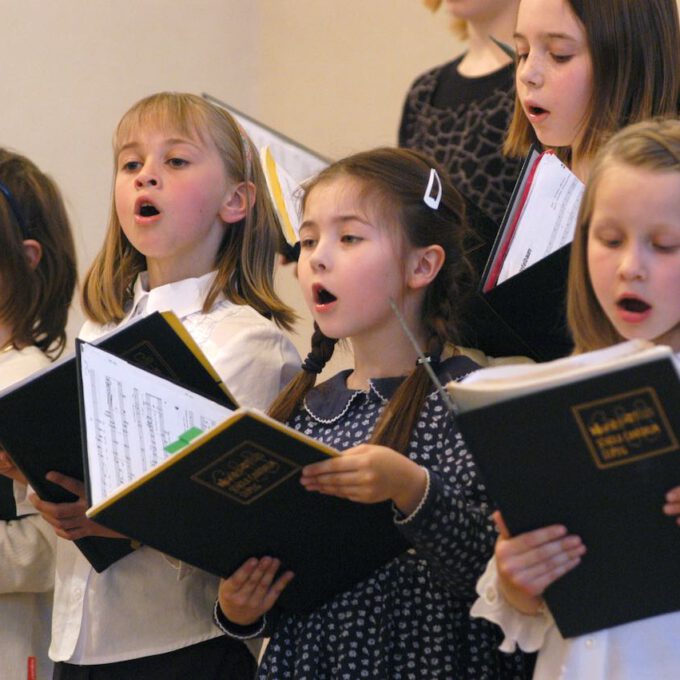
left=473, top=118, right=680, bottom=680
left=32, top=92, right=300, bottom=680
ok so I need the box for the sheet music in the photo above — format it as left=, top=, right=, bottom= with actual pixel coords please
left=79, top=343, right=232, bottom=507
left=498, top=154, right=584, bottom=284
left=203, top=94, right=329, bottom=183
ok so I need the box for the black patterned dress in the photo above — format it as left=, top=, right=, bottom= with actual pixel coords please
left=400, top=58, right=528, bottom=356
left=216, top=356, right=531, bottom=679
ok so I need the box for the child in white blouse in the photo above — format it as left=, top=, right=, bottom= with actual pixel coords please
left=30, top=92, right=300, bottom=679
left=472, top=118, right=680, bottom=680
left=0, top=148, right=77, bottom=680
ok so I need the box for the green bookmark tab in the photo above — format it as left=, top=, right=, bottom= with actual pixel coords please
left=164, top=426, right=204, bottom=454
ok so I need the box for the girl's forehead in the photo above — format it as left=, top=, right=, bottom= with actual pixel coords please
left=305, top=178, right=380, bottom=224
left=115, top=111, right=209, bottom=152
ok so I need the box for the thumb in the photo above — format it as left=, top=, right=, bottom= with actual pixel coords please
left=492, top=511, right=512, bottom=539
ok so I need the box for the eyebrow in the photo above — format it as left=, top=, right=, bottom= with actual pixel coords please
left=299, top=214, right=371, bottom=231
left=117, top=137, right=201, bottom=154
left=513, top=31, right=579, bottom=43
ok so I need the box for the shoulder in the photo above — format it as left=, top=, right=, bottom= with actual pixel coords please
left=437, top=354, right=480, bottom=385
left=408, top=56, right=462, bottom=89
left=186, top=300, right=293, bottom=346
left=78, top=320, right=113, bottom=343
left=0, top=346, right=51, bottom=390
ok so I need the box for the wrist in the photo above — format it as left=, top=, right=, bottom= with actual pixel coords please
left=393, top=464, right=427, bottom=516
left=498, top=580, right=546, bottom=616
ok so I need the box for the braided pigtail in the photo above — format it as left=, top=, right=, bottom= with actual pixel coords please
left=268, top=323, right=338, bottom=423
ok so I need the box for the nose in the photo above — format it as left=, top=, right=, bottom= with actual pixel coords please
left=307, top=238, right=330, bottom=272
left=134, top=161, right=160, bottom=189
left=518, top=52, right=544, bottom=89
left=619, top=243, right=647, bottom=281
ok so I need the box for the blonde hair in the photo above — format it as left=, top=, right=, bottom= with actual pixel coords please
left=422, top=0, right=468, bottom=39
left=0, top=149, right=77, bottom=358
left=82, top=92, right=295, bottom=330
left=567, top=118, right=680, bottom=352
left=505, top=0, right=680, bottom=163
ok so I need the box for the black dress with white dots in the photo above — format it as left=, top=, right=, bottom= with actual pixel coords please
left=216, top=356, right=531, bottom=679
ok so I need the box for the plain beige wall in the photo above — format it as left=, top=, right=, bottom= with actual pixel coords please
left=0, top=0, right=460, bottom=365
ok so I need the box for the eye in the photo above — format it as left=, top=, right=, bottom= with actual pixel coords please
left=652, top=241, right=680, bottom=253
left=120, top=160, right=141, bottom=172
left=516, top=50, right=528, bottom=62
left=341, top=234, right=362, bottom=244
left=551, top=53, right=573, bottom=64
left=167, top=157, right=188, bottom=168
left=300, top=237, right=317, bottom=250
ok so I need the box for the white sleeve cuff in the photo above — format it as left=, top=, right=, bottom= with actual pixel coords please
left=470, top=556, right=554, bottom=653
left=394, top=467, right=430, bottom=525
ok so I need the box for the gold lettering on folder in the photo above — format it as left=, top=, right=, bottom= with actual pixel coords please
left=191, top=441, right=300, bottom=505
left=572, top=387, right=678, bottom=469
left=122, top=341, right=179, bottom=382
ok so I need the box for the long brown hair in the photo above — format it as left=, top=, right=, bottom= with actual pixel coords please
left=0, top=149, right=77, bottom=358
left=269, top=148, right=473, bottom=453
left=505, top=0, right=680, bottom=162
left=82, top=92, right=295, bottom=330
left=567, top=118, right=680, bottom=353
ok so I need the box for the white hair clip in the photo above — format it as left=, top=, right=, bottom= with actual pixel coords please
left=423, top=168, right=442, bottom=210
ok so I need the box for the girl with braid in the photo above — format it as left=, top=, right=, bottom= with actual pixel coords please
left=215, top=148, right=532, bottom=679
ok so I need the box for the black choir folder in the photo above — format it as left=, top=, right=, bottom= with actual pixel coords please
left=467, top=148, right=583, bottom=362
left=448, top=341, right=680, bottom=637
left=0, top=311, right=236, bottom=572
left=80, top=344, right=408, bottom=613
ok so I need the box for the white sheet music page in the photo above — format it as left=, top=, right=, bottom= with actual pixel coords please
left=498, top=154, right=584, bottom=285
left=79, top=343, right=232, bottom=507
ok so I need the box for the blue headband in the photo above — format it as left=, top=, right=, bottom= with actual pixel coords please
left=0, top=179, right=29, bottom=239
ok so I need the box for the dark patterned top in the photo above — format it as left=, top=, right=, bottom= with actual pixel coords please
left=399, top=56, right=522, bottom=229
left=216, top=356, right=531, bottom=679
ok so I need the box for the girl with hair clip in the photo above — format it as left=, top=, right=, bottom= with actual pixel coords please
left=471, top=117, right=680, bottom=680
left=0, top=149, right=77, bottom=680
left=215, top=148, right=532, bottom=679
left=507, top=0, right=680, bottom=182
left=30, top=92, right=300, bottom=679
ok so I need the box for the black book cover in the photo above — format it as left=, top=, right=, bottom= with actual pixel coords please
left=473, top=148, right=574, bottom=361
left=88, top=409, right=410, bottom=612
left=0, top=477, right=18, bottom=521
left=456, top=356, right=680, bottom=636
left=0, top=311, right=236, bottom=572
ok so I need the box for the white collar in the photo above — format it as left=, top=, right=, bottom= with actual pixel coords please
left=126, top=270, right=222, bottom=321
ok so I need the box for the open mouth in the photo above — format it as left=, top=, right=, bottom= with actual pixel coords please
left=528, top=105, right=548, bottom=116
left=313, top=285, right=337, bottom=305
left=617, top=297, right=651, bottom=313
left=136, top=201, right=160, bottom=218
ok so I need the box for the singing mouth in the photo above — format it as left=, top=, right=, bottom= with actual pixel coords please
left=617, top=296, right=651, bottom=313
left=135, top=199, right=160, bottom=218
left=313, top=284, right=337, bottom=305
left=527, top=104, right=549, bottom=116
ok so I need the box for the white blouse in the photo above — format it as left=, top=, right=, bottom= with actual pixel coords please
left=0, top=345, right=56, bottom=680
left=471, top=557, right=680, bottom=680
left=50, top=271, right=300, bottom=664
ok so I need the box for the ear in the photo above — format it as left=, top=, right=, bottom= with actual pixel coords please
left=406, top=244, right=445, bottom=290
left=219, top=181, right=257, bottom=224
left=22, top=239, right=42, bottom=270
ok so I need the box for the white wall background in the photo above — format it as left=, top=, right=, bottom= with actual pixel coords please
left=0, top=0, right=458, bottom=365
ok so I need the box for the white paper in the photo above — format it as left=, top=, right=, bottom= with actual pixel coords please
left=498, top=153, right=584, bottom=285
left=447, top=340, right=678, bottom=412
left=79, top=343, right=233, bottom=507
